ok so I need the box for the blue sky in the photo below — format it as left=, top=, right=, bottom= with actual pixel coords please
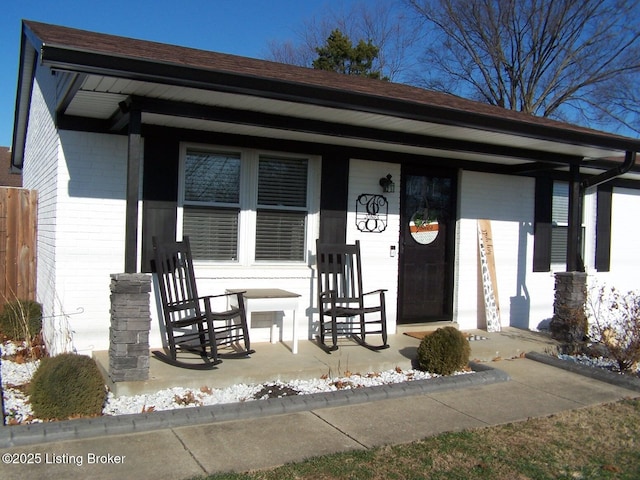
left=1, top=0, right=360, bottom=148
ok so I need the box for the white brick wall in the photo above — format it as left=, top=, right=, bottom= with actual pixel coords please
left=22, top=66, right=640, bottom=355
left=346, top=159, right=401, bottom=333
left=52, top=131, right=128, bottom=354
left=594, top=187, right=640, bottom=292
left=456, top=171, right=555, bottom=331
left=24, top=68, right=130, bottom=354
left=22, top=64, right=66, bottom=354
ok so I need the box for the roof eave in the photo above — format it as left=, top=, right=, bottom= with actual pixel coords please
left=15, top=20, right=640, bottom=168
left=38, top=44, right=640, bottom=156
left=11, top=22, right=43, bottom=169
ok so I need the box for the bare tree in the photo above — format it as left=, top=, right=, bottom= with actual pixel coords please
left=265, top=1, right=420, bottom=82
left=405, top=0, right=640, bottom=133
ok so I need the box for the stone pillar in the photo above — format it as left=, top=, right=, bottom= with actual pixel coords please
left=550, top=272, right=588, bottom=344
left=109, top=273, right=151, bottom=382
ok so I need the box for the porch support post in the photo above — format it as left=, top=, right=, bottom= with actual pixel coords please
left=125, top=108, right=142, bottom=273
left=566, top=163, right=583, bottom=272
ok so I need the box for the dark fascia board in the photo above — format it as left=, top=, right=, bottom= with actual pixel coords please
left=36, top=42, right=640, bottom=156
left=65, top=95, right=582, bottom=165
left=10, top=30, right=39, bottom=169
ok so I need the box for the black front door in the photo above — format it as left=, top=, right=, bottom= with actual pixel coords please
left=398, top=168, right=457, bottom=323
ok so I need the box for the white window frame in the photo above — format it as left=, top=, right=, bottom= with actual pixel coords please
left=177, top=143, right=320, bottom=266
left=551, top=180, right=585, bottom=269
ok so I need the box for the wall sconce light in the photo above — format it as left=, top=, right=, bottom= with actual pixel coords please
left=379, top=174, right=395, bottom=193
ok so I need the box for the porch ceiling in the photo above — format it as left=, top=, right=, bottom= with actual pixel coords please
left=59, top=74, right=633, bottom=173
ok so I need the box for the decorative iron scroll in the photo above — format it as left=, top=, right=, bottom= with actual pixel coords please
left=356, top=194, right=388, bottom=233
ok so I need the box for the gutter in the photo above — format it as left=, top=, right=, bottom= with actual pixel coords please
left=581, top=150, right=637, bottom=190
left=10, top=31, right=38, bottom=170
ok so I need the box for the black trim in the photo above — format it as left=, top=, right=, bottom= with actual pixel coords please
left=55, top=72, right=86, bottom=115
left=59, top=95, right=584, bottom=165
left=595, top=184, right=613, bottom=272
left=141, top=135, right=180, bottom=273
left=566, top=164, right=584, bottom=272
left=319, top=155, right=349, bottom=243
left=10, top=37, right=37, bottom=169
left=38, top=43, right=640, bottom=154
left=125, top=108, right=142, bottom=273
left=533, top=177, right=553, bottom=272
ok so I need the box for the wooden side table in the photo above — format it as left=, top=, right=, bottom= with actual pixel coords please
left=227, top=288, right=301, bottom=354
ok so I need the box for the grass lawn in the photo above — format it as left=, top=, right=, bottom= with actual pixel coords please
left=195, top=398, right=640, bottom=480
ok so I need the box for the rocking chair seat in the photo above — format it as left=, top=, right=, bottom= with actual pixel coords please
left=316, top=240, right=389, bottom=352
left=152, top=236, right=254, bottom=369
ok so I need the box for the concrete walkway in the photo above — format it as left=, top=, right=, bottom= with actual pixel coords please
left=1, top=328, right=639, bottom=479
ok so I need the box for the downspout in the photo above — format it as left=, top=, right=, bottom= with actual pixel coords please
left=577, top=150, right=637, bottom=272
left=581, top=151, right=637, bottom=190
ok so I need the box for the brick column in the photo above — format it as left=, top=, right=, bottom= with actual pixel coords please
left=109, top=273, right=151, bottom=382
left=550, top=272, right=588, bottom=344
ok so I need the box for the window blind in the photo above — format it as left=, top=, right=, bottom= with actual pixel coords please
left=256, top=157, right=308, bottom=261
left=258, top=157, right=308, bottom=207
left=255, top=210, right=306, bottom=261
left=183, top=207, right=239, bottom=261
left=552, top=182, right=569, bottom=225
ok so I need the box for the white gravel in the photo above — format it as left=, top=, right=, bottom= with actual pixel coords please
left=1, top=341, right=466, bottom=424
left=557, top=353, right=640, bottom=374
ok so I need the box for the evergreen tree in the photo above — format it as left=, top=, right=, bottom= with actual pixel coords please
left=313, top=29, right=386, bottom=80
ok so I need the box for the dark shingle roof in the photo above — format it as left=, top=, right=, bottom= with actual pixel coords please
left=23, top=20, right=635, bottom=144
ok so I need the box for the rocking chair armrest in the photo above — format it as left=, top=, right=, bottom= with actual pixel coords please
left=201, top=291, right=246, bottom=301
left=362, top=289, right=387, bottom=296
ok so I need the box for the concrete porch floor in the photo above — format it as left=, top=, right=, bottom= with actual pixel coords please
left=94, top=326, right=560, bottom=397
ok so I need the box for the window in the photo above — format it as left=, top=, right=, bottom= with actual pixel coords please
left=256, top=156, right=308, bottom=261
left=551, top=181, right=584, bottom=265
left=182, top=151, right=241, bottom=260
left=180, top=146, right=315, bottom=264
left=550, top=182, right=569, bottom=264
left=534, top=178, right=585, bottom=271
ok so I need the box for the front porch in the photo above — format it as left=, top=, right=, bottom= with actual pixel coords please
left=93, top=327, right=559, bottom=397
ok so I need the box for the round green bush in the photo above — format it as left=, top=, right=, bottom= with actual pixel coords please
left=416, top=327, right=471, bottom=375
left=0, top=300, right=42, bottom=341
left=29, top=353, right=106, bottom=420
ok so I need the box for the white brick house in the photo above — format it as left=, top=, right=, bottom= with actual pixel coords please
left=10, top=20, right=640, bottom=356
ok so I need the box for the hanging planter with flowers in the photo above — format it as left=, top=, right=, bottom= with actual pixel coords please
left=410, top=210, right=439, bottom=244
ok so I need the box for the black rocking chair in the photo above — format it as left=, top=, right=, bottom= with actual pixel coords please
left=316, top=239, right=389, bottom=352
left=152, top=236, right=254, bottom=369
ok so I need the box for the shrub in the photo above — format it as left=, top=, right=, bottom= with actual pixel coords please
left=0, top=300, right=42, bottom=341
left=29, top=353, right=106, bottom=420
left=587, top=285, right=640, bottom=373
left=416, top=327, right=470, bottom=375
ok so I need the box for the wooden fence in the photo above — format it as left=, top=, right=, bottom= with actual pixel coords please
left=0, top=187, right=37, bottom=312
